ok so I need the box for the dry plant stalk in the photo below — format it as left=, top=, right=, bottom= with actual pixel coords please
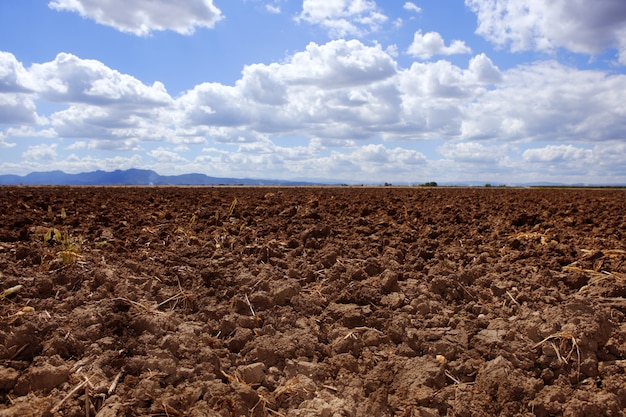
left=108, top=369, right=124, bottom=396
left=251, top=391, right=284, bottom=417
left=1, top=285, right=23, bottom=299
left=50, top=377, right=90, bottom=414
left=113, top=298, right=162, bottom=315
left=509, top=231, right=551, bottom=245
left=534, top=331, right=581, bottom=378
left=157, top=280, right=194, bottom=311
left=227, top=198, right=238, bottom=218
left=244, top=293, right=256, bottom=317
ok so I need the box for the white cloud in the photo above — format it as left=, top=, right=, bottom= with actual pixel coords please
left=49, top=103, right=175, bottom=146
left=29, top=53, right=172, bottom=106
left=0, top=93, right=40, bottom=125
left=439, top=141, right=508, bottom=163
left=522, top=144, right=593, bottom=163
left=298, top=0, right=387, bottom=38
left=394, top=58, right=489, bottom=140
left=316, top=145, right=427, bottom=180
left=407, top=30, right=472, bottom=59
left=177, top=40, right=401, bottom=143
left=88, top=138, right=142, bottom=151
left=403, top=2, right=421, bottom=13
left=15, top=53, right=178, bottom=145
left=22, top=143, right=58, bottom=161
left=467, top=53, right=502, bottom=83
left=518, top=144, right=605, bottom=181
left=149, top=147, right=188, bottom=163
left=0, top=133, right=15, bottom=148
left=48, top=0, right=223, bottom=36
left=466, top=0, right=626, bottom=64
left=279, top=40, right=397, bottom=88
left=265, top=4, right=281, bottom=14
left=592, top=141, right=626, bottom=176
left=66, top=141, right=87, bottom=150
left=354, top=144, right=426, bottom=165
left=0, top=51, right=33, bottom=93
left=386, top=44, right=399, bottom=57
left=2, top=38, right=626, bottom=183
left=175, top=41, right=625, bottom=151
left=5, top=126, right=56, bottom=138
left=0, top=52, right=43, bottom=124
left=461, top=61, right=626, bottom=142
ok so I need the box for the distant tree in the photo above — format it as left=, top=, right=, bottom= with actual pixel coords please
left=419, top=181, right=438, bottom=187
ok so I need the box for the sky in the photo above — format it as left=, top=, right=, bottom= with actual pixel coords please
left=1, top=0, right=626, bottom=185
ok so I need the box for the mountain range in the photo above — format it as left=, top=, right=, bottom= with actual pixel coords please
left=0, top=169, right=321, bottom=186
left=0, top=169, right=623, bottom=187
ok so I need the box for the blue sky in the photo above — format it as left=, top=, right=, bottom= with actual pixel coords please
left=1, top=0, right=626, bottom=184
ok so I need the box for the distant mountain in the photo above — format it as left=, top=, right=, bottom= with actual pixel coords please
left=1, top=169, right=623, bottom=187
left=0, top=169, right=320, bottom=186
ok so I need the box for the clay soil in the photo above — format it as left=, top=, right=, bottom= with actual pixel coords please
left=1, top=186, right=626, bottom=417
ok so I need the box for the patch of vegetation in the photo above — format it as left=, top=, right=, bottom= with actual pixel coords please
left=42, top=207, right=81, bottom=267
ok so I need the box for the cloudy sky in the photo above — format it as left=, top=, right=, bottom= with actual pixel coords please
left=1, top=1, right=626, bottom=184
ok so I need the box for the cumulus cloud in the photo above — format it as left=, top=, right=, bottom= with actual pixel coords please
left=66, top=141, right=87, bottom=150
left=354, top=144, right=426, bottom=165
left=403, top=2, right=421, bottom=13
left=48, top=0, right=223, bottom=36
left=4, top=126, right=56, bottom=139
left=522, top=144, right=593, bottom=163
left=11, top=53, right=178, bottom=145
left=439, top=141, right=507, bottom=163
left=466, top=0, right=626, bottom=63
left=149, top=147, right=188, bottom=163
left=0, top=51, right=33, bottom=93
left=0, top=52, right=43, bottom=125
left=298, top=0, right=387, bottom=38
left=0, top=93, right=40, bottom=125
left=0, top=131, right=15, bottom=148
left=177, top=40, right=401, bottom=142
left=22, top=143, right=58, bottom=161
left=318, top=145, right=427, bottom=180
left=407, top=30, right=472, bottom=59
left=461, top=61, right=626, bottom=142
left=2, top=38, right=626, bottom=183
left=265, top=4, right=281, bottom=14
left=29, top=53, right=171, bottom=106
left=49, top=104, right=173, bottom=144
left=394, top=57, right=498, bottom=139
left=593, top=141, right=626, bottom=176
left=468, top=53, right=502, bottom=83
left=279, top=40, right=397, bottom=88
left=175, top=40, right=625, bottom=150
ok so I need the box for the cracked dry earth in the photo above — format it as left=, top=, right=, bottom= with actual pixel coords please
left=1, top=186, right=625, bottom=417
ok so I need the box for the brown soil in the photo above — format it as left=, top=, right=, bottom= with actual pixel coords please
left=1, top=186, right=625, bottom=417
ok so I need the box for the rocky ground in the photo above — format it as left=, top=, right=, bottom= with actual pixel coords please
left=0, top=186, right=625, bottom=417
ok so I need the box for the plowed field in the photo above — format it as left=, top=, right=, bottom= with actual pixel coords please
left=1, top=186, right=625, bottom=417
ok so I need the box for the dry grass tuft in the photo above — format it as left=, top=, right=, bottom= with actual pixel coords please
left=534, top=331, right=581, bottom=379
